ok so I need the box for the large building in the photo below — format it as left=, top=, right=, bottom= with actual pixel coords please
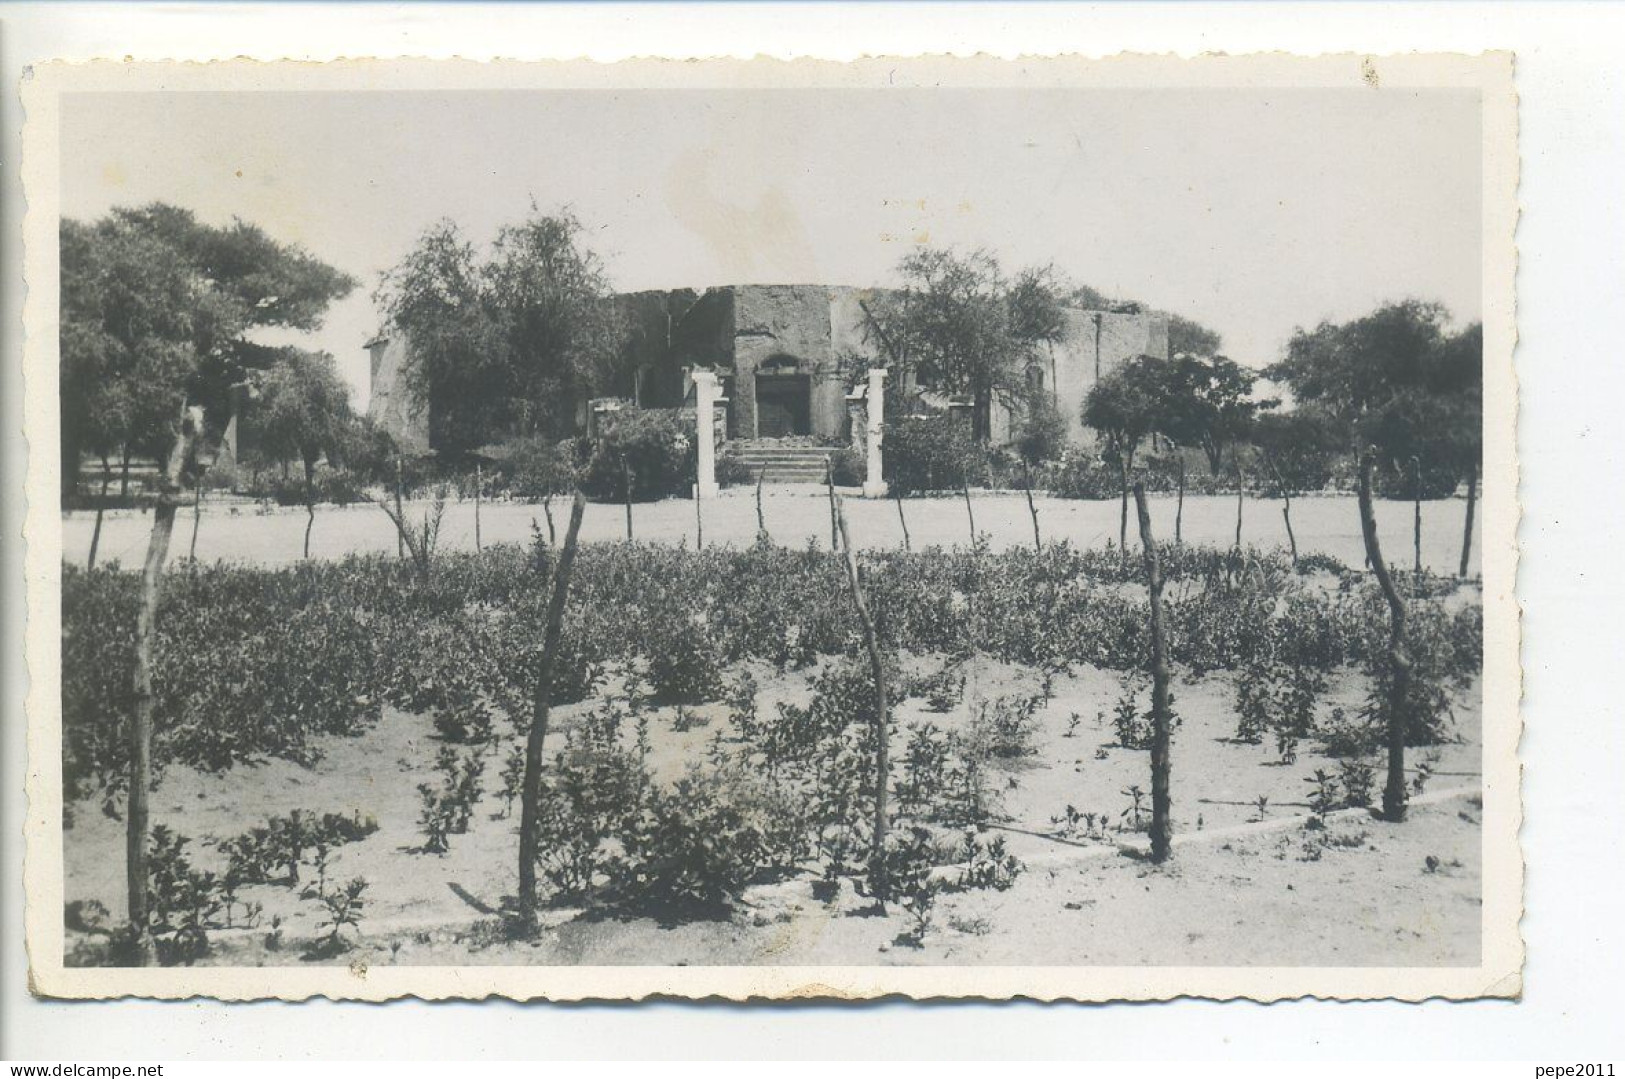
left=367, top=283, right=1168, bottom=450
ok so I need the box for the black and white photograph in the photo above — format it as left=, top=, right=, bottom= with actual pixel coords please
left=20, top=53, right=1519, bottom=1002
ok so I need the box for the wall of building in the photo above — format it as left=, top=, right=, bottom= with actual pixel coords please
left=1045, top=309, right=1172, bottom=444
left=366, top=335, right=430, bottom=453
left=366, top=285, right=1171, bottom=452
left=727, top=285, right=852, bottom=440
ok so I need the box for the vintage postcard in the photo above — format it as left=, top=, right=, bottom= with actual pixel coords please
left=21, top=53, right=1520, bottom=1001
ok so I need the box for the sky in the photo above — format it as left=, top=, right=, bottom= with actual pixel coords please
left=60, top=87, right=1482, bottom=409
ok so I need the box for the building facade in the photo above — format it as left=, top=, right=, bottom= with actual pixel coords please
left=368, top=283, right=1168, bottom=451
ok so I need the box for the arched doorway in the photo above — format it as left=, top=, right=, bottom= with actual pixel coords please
left=754, top=354, right=811, bottom=437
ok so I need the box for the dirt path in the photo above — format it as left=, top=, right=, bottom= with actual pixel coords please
left=62, top=491, right=1482, bottom=574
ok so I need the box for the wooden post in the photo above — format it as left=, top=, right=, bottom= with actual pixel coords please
left=825, top=457, right=839, bottom=550
left=961, top=479, right=978, bottom=547
left=1132, top=483, right=1173, bottom=863
left=303, top=463, right=316, bottom=560
left=1358, top=453, right=1412, bottom=822
left=755, top=468, right=768, bottom=542
left=694, top=472, right=704, bottom=550
left=88, top=464, right=110, bottom=570
left=1411, top=455, right=1423, bottom=576
left=1175, top=455, right=1185, bottom=546
left=1233, top=463, right=1246, bottom=552
left=394, top=458, right=405, bottom=560
left=892, top=489, right=912, bottom=552
left=1459, top=460, right=1478, bottom=578
left=516, top=492, right=587, bottom=929
left=833, top=494, right=890, bottom=901
left=475, top=461, right=483, bottom=552
left=1118, top=458, right=1129, bottom=552
left=1023, top=463, right=1042, bottom=552
left=1264, top=452, right=1297, bottom=567
left=188, top=483, right=204, bottom=563
left=128, top=405, right=204, bottom=962
left=620, top=456, right=633, bottom=542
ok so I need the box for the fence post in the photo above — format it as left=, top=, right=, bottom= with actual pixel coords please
left=128, top=405, right=205, bottom=963
left=1132, top=482, right=1174, bottom=863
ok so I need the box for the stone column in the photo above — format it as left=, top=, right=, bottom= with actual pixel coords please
left=863, top=367, right=888, bottom=498
left=692, top=369, right=720, bottom=498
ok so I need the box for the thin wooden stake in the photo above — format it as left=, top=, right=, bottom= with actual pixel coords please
left=188, top=483, right=204, bottom=563
left=475, top=461, right=484, bottom=552
left=1459, top=460, right=1478, bottom=579
left=1411, top=455, right=1423, bottom=575
left=517, top=492, right=587, bottom=930
left=394, top=458, right=405, bottom=560
left=825, top=457, right=839, bottom=550
left=1233, top=463, right=1246, bottom=552
left=1118, top=458, right=1129, bottom=552
left=1358, top=452, right=1412, bottom=823
left=755, top=468, right=768, bottom=542
left=1132, top=482, right=1174, bottom=864
left=1175, top=455, right=1185, bottom=545
left=128, top=405, right=204, bottom=963
left=88, top=462, right=111, bottom=570
left=893, top=487, right=912, bottom=552
left=1263, top=451, right=1297, bottom=567
left=1023, top=463, right=1042, bottom=552
left=961, top=479, right=977, bottom=547
left=833, top=493, right=891, bottom=901
left=694, top=474, right=704, bottom=550
left=620, top=456, right=634, bottom=542
left=303, top=466, right=316, bottom=560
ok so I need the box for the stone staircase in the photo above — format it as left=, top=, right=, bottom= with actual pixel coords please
left=726, top=439, right=842, bottom=484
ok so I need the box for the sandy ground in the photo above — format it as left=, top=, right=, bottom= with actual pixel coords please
left=63, top=489, right=1482, bottom=575
left=63, top=652, right=1482, bottom=968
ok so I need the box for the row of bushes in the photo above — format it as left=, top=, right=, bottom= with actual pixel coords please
left=61, top=539, right=1481, bottom=804
left=882, top=413, right=1451, bottom=500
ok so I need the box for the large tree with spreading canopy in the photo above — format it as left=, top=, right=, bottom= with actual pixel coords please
left=863, top=248, right=1067, bottom=443
left=60, top=202, right=357, bottom=494
left=375, top=206, right=626, bottom=456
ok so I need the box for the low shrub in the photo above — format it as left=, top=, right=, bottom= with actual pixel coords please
left=885, top=415, right=989, bottom=495
left=827, top=446, right=866, bottom=487
left=1012, top=395, right=1070, bottom=465
left=493, top=435, right=580, bottom=501
left=579, top=408, right=695, bottom=502
left=715, top=447, right=757, bottom=488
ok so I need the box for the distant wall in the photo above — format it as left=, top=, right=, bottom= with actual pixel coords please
left=1046, top=309, right=1171, bottom=444
left=366, top=336, right=430, bottom=453
left=365, top=290, right=1171, bottom=453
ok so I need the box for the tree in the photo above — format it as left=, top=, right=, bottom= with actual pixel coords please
left=1269, top=301, right=1481, bottom=499
left=1083, top=355, right=1170, bottom=473
left=1084, top=355, right=1172, bottom=548
left=1253, top=408, right=1341, bottom=564
left=253, top=349, right=358, bottom=557
left=1166, top=314, right=1224, bottom=360
left=863, top=249, right=1064, bottom=443
left=377, top=207, right=625, bottom=456
left=1159, top=353, right=1268, bottom=475
left=60, top=203, right=357, bottom=493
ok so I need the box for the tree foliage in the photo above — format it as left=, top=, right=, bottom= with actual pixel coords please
left=251, top=350, right=357, bottom=481
left=376, top=207, right=625, bottom=456
left=1158, top=353, right=1268, bottom=474
left=863, top=249, right=1065, bottom=442
left=1269, top=301, right=1481, bottom=495
left=60, top=203, right=356, bottom=489
left=1082, top=355, right=1171, bottom=470
left=1252, top=408, right=1342, bottom=495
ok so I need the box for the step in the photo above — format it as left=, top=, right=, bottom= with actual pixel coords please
left=727, top=448, right=842, bottom=459
left=730, top=454, right=838, bottom=465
